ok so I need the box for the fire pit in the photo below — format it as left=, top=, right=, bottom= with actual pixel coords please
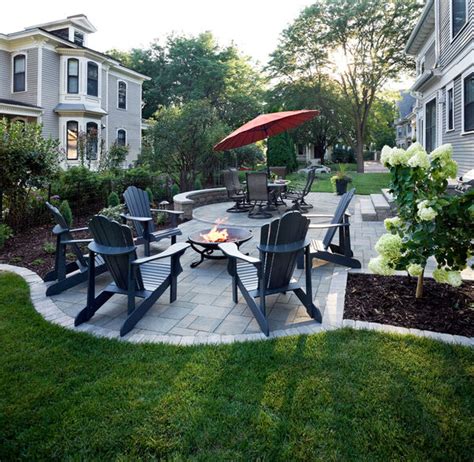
left=187, top=225, right=253, bottom=268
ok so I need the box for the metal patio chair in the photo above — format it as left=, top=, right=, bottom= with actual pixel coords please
left=219, top=211, right=322, bottom=336
left=269, top=166, right=287, bottom=179
left=43, top=202, right=107, bottom=296
left=246, top=172, right=273, bottom=219
left=285, top=168, right=316, bottom=212
left=122, top=186, right=183, bottom=256
left=223, top=169, right=251, bottom=213
left=75, top=215, right=190, bottom=337
left=297, top=188, right=361, bottom=269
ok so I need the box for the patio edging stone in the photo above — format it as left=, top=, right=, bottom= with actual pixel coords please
left=1, top=263, right=472, bottom=347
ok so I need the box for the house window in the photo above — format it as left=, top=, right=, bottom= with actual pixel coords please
left=118, top=81, right=127, bottom=109
left=117, top=129, right=126, bottom=146
left=74, top=31, right=84, bottom=46
left=452, top=0, right=467, bottom=38
left=464, top=72, right=474, bottom=132
left=67, top=59, right=79, bottom=94
left=87, top=62, right=98, bottom=97
left=447, top=86, right=454, bottom=131
left=86, top=122, right=98, bottom=160
left=67, top=121, right=79, bottom=160
left=425, top=98, right=437, bottom=152
left=13, top=54, right=26, bottom=92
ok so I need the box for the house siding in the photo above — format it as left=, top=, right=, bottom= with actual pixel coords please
left=107, top=74, right=141, bottom=164
left=0, top=50, right=10, bottom=98
left=439, top=0, right=474, bottom=68
left=9, top=48, right=38, bottom=106
left=41, top=48, right=60, bottom=139
left=441, top=77, right=474, bottom=175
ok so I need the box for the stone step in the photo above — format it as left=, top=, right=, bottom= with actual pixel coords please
left=370, top=194, right=392, bottom=221
left=381, top=188, right=397, bottom=212
left=360, top=197, right=378, bottom=221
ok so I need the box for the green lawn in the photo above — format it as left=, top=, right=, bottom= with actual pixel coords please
left=1, top=271, right=473, bottom=460
left=288, top=172, right=391, bottom=195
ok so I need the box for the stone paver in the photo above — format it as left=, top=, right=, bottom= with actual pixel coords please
left=1, top=192, right=472, bottom=347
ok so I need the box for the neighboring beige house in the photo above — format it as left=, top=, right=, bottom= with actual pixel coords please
left=0, top=15, right=150, bottom=167
left=395, top=91, right=416, bottom=149
left=405, top=0, right=473, bottom=174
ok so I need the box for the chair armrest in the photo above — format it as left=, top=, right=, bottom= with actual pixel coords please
left=69, top=227, right=89, bottom=233
left=62, top=238, right=93, bottom=245
left=308, top=223, right=349, bottom=230
left=306, top=212, right=351, bottom=219
left=258, top=238, right=310, bottom=254
left=120, top=214, right=153, bottom=222
left=150, top=209, right=184, bottom=216
left=218, top=242, right=260, bottom=265
left=88, top=242, right=136, bottom=255
left=132, top=242, right=190, bottom=266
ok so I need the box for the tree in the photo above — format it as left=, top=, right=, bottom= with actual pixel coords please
left=369, top=143, right=473, bottom=298
left=268, top=76, right=353, bottom=162
left=145, top=100, right=228, bottom=191
left=366, top=92, right=397, bottom=151
left=267, top=132, right=298, bottom=172
left=268, top=0, right=421, bottom=172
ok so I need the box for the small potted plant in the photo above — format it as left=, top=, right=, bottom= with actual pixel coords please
left=331, top=163, right=352, bottom=195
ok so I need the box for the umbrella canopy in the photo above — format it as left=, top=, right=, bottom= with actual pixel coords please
left=213, top=110, right=320, bottom=151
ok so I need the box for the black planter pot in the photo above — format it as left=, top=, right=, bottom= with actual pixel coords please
left=335, top=179, right=350, bottom=195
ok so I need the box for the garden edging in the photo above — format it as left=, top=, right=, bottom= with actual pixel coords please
left=1, top=263, right=472, bottom=347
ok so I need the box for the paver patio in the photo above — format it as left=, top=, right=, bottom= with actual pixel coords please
left=39, top=192, right=465, bottom=342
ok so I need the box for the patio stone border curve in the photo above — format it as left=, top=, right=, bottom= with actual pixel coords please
left=173, top=187, right=228, bottom=220
left=0, top=263, right=472, bottom=347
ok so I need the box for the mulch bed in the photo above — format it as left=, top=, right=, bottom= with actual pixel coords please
left=344, top=273, right=474, bottom=337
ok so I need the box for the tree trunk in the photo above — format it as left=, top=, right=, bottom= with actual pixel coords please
left=415, top=271, right=424, bottom=299
left=355, top=133, right=364, bottom=173
left=313, top=143, right=326, bottom=163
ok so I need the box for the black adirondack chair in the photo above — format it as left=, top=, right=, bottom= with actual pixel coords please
left=285, top=168, right=316, bottom=211
left=223, top=169, right=251, bottom=213
left=219, top=211, right=322, bottom=336
left=122, top=186, right=183, bottom=256
left=43, top=202, right=107, bottom=296
left=297, top=188, right=361, bottom=269
left=75, top=216, right=190, bottom=337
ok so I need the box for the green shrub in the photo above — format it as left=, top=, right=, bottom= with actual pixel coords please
left=118, top=167, right=155, bottom=192
left=0, top=224, right=13, bottom=249
left=42, top=241, right=56, bottom=254
left=193, top=177, right=203, bottom=190
left=171, top=184, right=180, bottom=199
left=145, top=187, right=154, bottom=203
left=332, top=144, right=355, bottom=163
left=107, top=191, right=120, bottom=207
left=59, top=200, right=73, bottom=227
left=98, top=204, right=125, bottom=222
left=267, top=132, right=298, bottom=172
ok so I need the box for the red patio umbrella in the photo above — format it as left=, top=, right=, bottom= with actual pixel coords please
left=213, top=110, right=320, bottom=152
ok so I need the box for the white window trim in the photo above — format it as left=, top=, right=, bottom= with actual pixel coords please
left=67, top=57, right=80, bottom=95
left=86, top=61, right=100, bottom=98
left=445, top=82, right=455, bottom=132
left=461, top=65, right=474, bottom=136
left=11, top=52, right=27, bottom=93
left=117, top=80, right=127, bottom=110
left=116, top=128, right=127, bottom=146
left=66, top=119, right=80, bottom=161
left=450, top=0, right=469, bottom=43
left=423, top=94, right=438, bottom=151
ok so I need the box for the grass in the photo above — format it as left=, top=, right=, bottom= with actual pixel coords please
left=1, top=271, right=473, bottom=460
left=288, top=172, right=391, bottom=195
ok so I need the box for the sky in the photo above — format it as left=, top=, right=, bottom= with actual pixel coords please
left=1, top=0, right=314, bottom=66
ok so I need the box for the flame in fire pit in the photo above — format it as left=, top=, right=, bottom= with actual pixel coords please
left=200, top=218, right=229, bottom=243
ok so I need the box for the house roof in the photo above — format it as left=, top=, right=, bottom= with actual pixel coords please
left=0, top=98, right=43, bottom=109
left=54, top=103, right=107, bottom=115
left=405, top=0, right=435, bottom=56
left=397, top=92, right=416, bottom=119
left=26, top=14, right=97, bottom=34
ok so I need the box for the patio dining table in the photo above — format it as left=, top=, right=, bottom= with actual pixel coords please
left=267, top=180, right=290, bottom=209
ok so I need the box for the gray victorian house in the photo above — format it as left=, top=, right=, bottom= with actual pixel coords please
left=405, top=0, right=473, bottom=174
left=0, top=15, right=149, bottom=167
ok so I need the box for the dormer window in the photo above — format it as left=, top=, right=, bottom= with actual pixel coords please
left=452, top=0, right=467, bottom=39
left=67, top=58, right=79, bottom=94
left=13, top=54, right=26, bottom=92
left=74, top=30, right=84, bottom=46
left=118, top=81, right=127, bottom=109
left=87, top=62, right=98, bottom=97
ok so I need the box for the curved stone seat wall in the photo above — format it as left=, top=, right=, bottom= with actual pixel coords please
left=173, top=187, right=228, bottom=219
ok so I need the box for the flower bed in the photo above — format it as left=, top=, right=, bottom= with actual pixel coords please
left=344, top=273, right=474, bottom=337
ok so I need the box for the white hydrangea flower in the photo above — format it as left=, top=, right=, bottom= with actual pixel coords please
left=407, top=150, right=430, bottom=169
left=374, top=233, right=402, bottom=262
left=407, top=263, right=424, bottom=277
left=417, top=200, right=437, bottom=221
left=429, top=144, right=453, bottom=162
left=406, top=142, right=425, bottom=154
left=384, top=216, right=401, bottom=232
left=433, top=268, right=463, bottom=287
left=368, top=256, right=395, bottom=276
left=389, top=148, right=411, bottom=166
left=380, top=145, right=393, bottom=167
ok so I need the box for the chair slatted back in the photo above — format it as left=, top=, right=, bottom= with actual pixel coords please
left=303, top=169, right=316, bottom=195
left=269, top=166, right=287, bottom=179
left=46, top=201, right=85, bottom=264
left=246, top=172, right=268, bottom=202
left=89, top=215, right=144, bottom=291
left=223, top=170, right=237, bottom=196
left=260, top=212, right=309, bottom=290
left=229, top=169, right=243, bottom=191
left=322, top=188, right=355, bottom=249
left=123, top=186, right=156, bottom=237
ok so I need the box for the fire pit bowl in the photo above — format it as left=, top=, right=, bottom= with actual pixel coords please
left=187, top=227, right=253, bottom=268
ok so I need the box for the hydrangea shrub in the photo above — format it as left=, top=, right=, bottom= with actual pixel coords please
left=369, top=143, right=473, bottom=298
